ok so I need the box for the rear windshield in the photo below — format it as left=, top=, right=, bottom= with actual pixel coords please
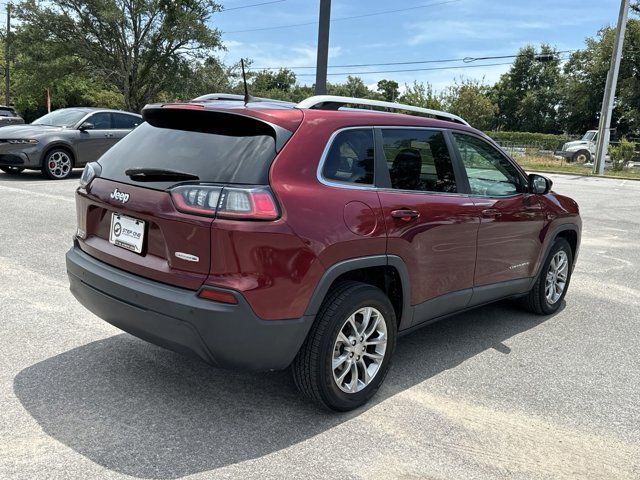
left=0, top=108, right=16, bottom=117
left=98, top=110, right=279, bottom=189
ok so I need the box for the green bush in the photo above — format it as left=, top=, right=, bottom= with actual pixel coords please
left=484, top=131, right=576, bottom=150
left=609, top=137, right=636, bottom=171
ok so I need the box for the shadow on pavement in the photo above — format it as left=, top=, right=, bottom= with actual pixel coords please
left=14, top=300, right=560, bottom=479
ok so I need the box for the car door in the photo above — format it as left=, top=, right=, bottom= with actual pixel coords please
left=375, top=128, right=482, bottom=327
left=111, top=112, right=141, bottom=142
left=450, top=132, right=545, bottom=294
left=75, top=112, right=116, bottom=165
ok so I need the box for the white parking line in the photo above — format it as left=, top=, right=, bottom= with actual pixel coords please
left=0, top=184, right=74, bottom=202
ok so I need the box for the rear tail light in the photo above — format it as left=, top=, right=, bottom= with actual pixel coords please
left=170, top=185, right=279, bottom=220
left=80, top=162, right=101, bottom=188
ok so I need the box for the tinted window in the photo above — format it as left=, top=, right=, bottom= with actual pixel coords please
left=381, top=129, right=457, bottom=193
left=88, top=112, right=112, bottom=129
left=113, top=113, right=141, bottom=129
left=98, top=120, right=277, bottom=189
left=322, top=129, right=375, bottom=185
left=0, top=108, right=16, bottom=117
left=453, top=133, right=523, bottom=197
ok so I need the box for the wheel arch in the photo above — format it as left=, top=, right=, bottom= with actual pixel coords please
left=533, top=223, right=580, bottom=284
left=304, top=255, right=412, bottom=330
left=40, top=142, right=77, bottom=168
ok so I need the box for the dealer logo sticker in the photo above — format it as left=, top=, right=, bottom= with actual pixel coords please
left=113, top=222, right=122, bottom=237
left=110, top=188, right=130, bottom=203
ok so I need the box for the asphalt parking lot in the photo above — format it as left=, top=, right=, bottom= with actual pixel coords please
left=1, top=171, right=639, bottom=479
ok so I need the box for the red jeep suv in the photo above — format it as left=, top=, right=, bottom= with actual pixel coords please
left=66, top=94, right=581, bottom=411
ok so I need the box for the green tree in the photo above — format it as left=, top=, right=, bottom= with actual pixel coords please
left=491, top=45, right=562, bottom=132
left=328, top=76, right=379, bottom=98
left=377, top=79, right=399, bottom=102
left=441, top=78, right=497, bottom=130
left=398, top=81, right=442, bottom=110
left=14, top=0, right=223, bottom=112
left=560, top=19, right=640, bottom=136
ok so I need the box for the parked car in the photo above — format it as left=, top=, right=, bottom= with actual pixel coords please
left=66, top=94, right=581, bottom=411
left=0, top=108, right=141, bottom=179
left=0, top=105, right=25, bottom=128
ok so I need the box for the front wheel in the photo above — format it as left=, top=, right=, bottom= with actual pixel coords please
left=1, top=166, right=25, bottom=175
left=42, top=149, right=74, bottom=180
left=523, top=238, right=573, bottom=315
left=571, top=149, right=590, bottom=163
left=292, top=281, right=397, bottom=411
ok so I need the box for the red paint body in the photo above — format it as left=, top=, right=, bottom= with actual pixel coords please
left=74, top=104, right=581, bottom=323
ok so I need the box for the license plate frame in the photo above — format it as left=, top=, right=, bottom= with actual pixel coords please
left=109, top=213, right=145, bottom=254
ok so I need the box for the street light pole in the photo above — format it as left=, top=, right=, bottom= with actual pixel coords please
left=315, top=0, right=331, bottom=95
left=5, top=3, right=10, bottom=106
left=593, top=0, right=630, bottom=175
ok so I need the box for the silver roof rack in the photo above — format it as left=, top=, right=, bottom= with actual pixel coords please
left=191, top=93, right=295, bottom=105
left=295, top=95, right=469, bottom=126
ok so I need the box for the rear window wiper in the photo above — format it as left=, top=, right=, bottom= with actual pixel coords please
left=125, top=168, right=200, bottom=182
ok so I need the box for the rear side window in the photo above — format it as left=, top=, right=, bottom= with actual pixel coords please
left=322, top=129, right=375, bottom=185
left=381, top=129, right=457, bottom=193
left=98, top=110, right=278, bottom=189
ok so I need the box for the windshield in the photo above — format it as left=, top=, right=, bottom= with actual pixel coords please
left=32, top=109, right=88, bottom=127
left=582, top=131, right=597, bottom=141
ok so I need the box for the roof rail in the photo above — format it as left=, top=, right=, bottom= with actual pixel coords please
left=295, top=95, right=469, bottom=126
left=191, top=93, right=295, bottom=105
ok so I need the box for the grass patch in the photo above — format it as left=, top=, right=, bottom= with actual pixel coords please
left=515, top=155, right=640, bottom=180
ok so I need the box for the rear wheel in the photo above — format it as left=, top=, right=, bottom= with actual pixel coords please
left=0, top=166, right=25, bottom=175
left=523, top=238, right=573, bottom=315
left=42, top=148, right=74, bottom=180
left=292, top=281, right=397, bottom=411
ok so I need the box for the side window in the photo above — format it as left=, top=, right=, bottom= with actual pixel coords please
left=87, top=112, right=112, bottom=129
left=453, top=133, right=524, bottom=197
left=322, top=129, right=375, bottom=185
left=113, top=113, right=141, bottom=129
left=381, top=129, right=457, bottom=193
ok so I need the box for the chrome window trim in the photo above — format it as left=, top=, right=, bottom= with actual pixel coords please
left=316, top=126, right=377, bottom=191
left=316, top=125, right=470, bottom=198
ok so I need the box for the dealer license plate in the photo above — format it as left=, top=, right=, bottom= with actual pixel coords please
left=109, top=213, right=145, bottom=254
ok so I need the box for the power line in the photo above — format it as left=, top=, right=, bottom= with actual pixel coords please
left=251, top=50, right=577, bottom=71
left=222, top=0, right=286, bottom=12
left=224, top=0, right=461, bottom=34
left=292, top=56, right=572, bottom=77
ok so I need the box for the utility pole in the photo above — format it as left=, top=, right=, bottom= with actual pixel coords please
left=5, top=3, right=10, bottom=106
left=593, top=0, right=630, bottom=175
left=315, top=0, right=331, bottom=95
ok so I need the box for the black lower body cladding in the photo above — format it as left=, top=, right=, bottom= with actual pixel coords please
left=66, top=244, right=314, bottom=371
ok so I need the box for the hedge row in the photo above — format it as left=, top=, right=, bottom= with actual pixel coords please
left=484, top=131, right=578, bottom=150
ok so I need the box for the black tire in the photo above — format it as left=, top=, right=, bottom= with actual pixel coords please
left=523, top=238, right=573, bottom=315
left=292, top=281, right=397, bottom=411
left=42, top=148, right=74, bottom=180
left=0, top=166, right=25, bottom=174
left=571, top=149, right=590, bottom=163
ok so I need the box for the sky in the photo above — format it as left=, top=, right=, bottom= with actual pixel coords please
left=212, top=0, right=626, bottom=92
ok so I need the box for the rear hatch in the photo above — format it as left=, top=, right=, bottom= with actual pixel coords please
left=75, top=105, right=301, bottom=290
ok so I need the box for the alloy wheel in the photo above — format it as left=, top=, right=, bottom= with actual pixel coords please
left=47, top=151, right=72, bottom=179
left=332, top=306, right=387, bottom=394
left=545, top=250, right=569, bottom=304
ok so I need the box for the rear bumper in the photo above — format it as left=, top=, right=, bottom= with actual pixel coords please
left=66, top=244, right=314, bottom=371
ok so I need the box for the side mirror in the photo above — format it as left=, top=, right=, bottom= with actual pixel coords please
left=529, top=173, right=552, bottom=194
left=79, top=122, right=94, bottom=131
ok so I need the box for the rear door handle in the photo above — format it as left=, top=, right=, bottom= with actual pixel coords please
left=391, top=209, right=420, bottom=221
left=482, top=208, right=502, bottom=219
